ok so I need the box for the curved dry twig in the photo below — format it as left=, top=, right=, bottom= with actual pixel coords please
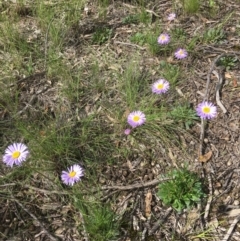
left=204, top=173, right=213, bottom=222
left=221, top=215, right=240, bottom=241
left=12, top=196, right=60, bottom=241
left=199, top=53, right=225, bottom=156
left=212, top=70, right=227, bottom=114
left=101, top=176, right=170, bottom=191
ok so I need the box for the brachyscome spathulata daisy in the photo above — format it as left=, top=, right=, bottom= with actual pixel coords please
left=3, top=143, right=29, bottom=167
left=127, top=111, right=146, bottom=128
left=157, top=33, right=170, bottom=45
left=196, top=101, right=217, bottom=120
left=167, top=13, right=176, bottom=21
left=61, top=164, right=84, bottom=186
left=174, top=48, right=188, bottom=59
left=152, top=79, right=170, bottom=94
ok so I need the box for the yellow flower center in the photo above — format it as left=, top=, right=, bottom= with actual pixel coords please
left=157, top=83, right=164, bottom=90
left=69, top=171, right=76, bottom=178
left=161, top=35, right=166, bottom=40
left=12, top=151, right=20, bottom=159
left=133, top=116, right=140, bottom=122
left=179, top=50, right=183, bottom=55
left=203, top=106, right=210, bottom=113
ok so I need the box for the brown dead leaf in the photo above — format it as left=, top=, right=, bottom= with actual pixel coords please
left=126, top=160, right=134, bottom=172
left=225, top=72, right=232, bottom=79
left=232, top=78, right=238, bottom=88
left=145, top=190, right=152, bottom=218
left=198, top=151, right=213, bottom=162
left=123, top=109, right=130, bottom=119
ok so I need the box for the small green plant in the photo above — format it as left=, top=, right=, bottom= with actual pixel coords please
left=75, top=198, right=119, bottom=241
left=217, top=56, right=238, bottom=71
left=160, top=61, right=180, bottom=85
left=158, top=168, right=205, bottom=212
left=171, top=27, right=187, bottom=42
left=209, top=0, right=216, bottom=8
left=169, top=104, right=198, bottom=129
left=203, top=27, right=225, bottom=43
left=97, top=0, right=110, bottom=7
left=122, top=9, right=150, bottom=25
left=138, top=8, right=151, bottom=24
left=130, top=32, right=147, bottom=45
left=122, top=14, right=139, bottom=24
left=92, top=27, right=112, bottom=45
left=182, top=0, right=200, bottom=14
left=208, top=0, right=219, bottom=17
left=147, top=33, right=161, bottom=55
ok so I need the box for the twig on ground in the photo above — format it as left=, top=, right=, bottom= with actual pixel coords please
left=149, top=207, right=173, bottom=235
left=114, top=40, right=146, bottom=50
left=199, top=118, right=205, bottom=157
left=199, top=53, right=225, bottom=156
left=212, top=70, right=227, bottom=114
left=221, top=215, right=240, bottom=241
left=24, top=184, right=69, bottom=195
left=204, top=53, right=225, bottom=102
left=12, top=196, right=60, bottom=241
left=141, top=219, right=151, bottom=241
left=204, top=173, right=213, bottom=222
left=101, top=177, right=170, bottom=191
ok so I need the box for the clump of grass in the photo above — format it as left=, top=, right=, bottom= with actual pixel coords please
left=122, top=9, right=151, bottom=25
left=159, top=61, right=180, bottom=85
left=74, top=197, right=120, bottom=241
left=158, top=167, right=205, bottom=212
left=92, top=27, right=112, bottom=45
left=182, top=0, right=200, bottom=14
left=203, top=27, right=225, bottom=43
left=130, top=32, right=147, bottom=45
left=122, top=14, right=140, bottom=24
left=171, top=27, right=187, bottom=42
left=217, top=56, right=238, bottom=70
left=97, top=0, right=110, bottom=7
left=169, top=104, right=198, bottom=129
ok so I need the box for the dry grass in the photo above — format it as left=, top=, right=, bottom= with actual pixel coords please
left=0, top=0, right=240, bottom=240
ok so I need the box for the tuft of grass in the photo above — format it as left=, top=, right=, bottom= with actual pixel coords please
left=97, top=0, right=110, bottom=7
left=122, top=14, right=140, bottom=24
left=169, top=103, right=198, bottom=129
left=138, top=8, right=151, bottom=24
left=217, top=56, right=238, bottom=71
left=171, top=27, right=187, bottom=43
left=159, top=61, right=180, bottom=85
left=92, top=27, right=112, bottom=45
left=158, top=167, right=205, bottom=212
left=130, top=32, right=147, bottom=45
left=182, top=0, right=200, bottom=14
left=74, top=197, right=120, bottom=241
left=122, top=9, right=151, bottom=25
left=202, top=27, right=225, bottom=43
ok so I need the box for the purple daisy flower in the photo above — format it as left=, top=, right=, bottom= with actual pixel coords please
left=174, top=48, right=188, bottom=59
left=3, top=143, right=29, bottom=167
left=152, top=79, right=170, bottom=94
left=157, top=33, right=170, bottom=45
left=127, top=111, right=146, bottom=128
left=196, top=101, right=217, bottom=120
left=124, top=128, right=131, bottom=135
left=167, top=13, right=176, bottom=21
left=61, top=164, right=84, bottom=186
